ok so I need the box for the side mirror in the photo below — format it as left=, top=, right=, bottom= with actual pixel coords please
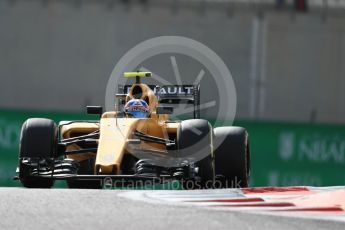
left=156, top=106, right=174, bottom=115
left=86, top=106, right=103, bottom=115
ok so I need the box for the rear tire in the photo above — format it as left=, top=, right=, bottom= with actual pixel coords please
left=177, top=119, right=215, bottom=189
left=19, top=118, right=57, bottom=188
left=213, top=126, right=250, bottom=188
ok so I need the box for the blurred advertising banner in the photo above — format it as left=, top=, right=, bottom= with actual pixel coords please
left=235, top=120, right=345, bottom=187
left=0, top=108, right=344, bottom=187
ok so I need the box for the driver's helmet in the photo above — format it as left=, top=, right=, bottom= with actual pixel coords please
left=124, top=99, right=150, bottom=118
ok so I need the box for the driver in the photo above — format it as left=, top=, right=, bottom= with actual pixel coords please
left=124, top=99, right=150, bottom=118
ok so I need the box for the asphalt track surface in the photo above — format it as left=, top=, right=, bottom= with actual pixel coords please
left=1, top=188, right=344, bottom=230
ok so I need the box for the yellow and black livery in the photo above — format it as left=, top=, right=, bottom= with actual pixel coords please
left=16, top=72, right=250, bottom=189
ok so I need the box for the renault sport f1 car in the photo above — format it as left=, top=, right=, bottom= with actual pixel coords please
left=15, top=72, right=250, bottom=189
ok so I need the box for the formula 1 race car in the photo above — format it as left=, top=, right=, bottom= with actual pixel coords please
left=16, top=72, right=250, bottom=189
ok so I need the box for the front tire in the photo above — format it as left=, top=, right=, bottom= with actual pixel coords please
left=19, top=118, right=57, bottom=188
left=177, top=119, right=215, bottom=189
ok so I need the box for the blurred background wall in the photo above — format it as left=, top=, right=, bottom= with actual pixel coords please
left=1, top=0, right=345, bottom=187
left=1, top=0, right=345, bottom=123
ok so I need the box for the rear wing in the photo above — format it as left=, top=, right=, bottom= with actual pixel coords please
left=118, top=84, right=200, bottom=119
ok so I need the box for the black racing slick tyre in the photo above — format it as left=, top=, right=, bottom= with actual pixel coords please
left=177, top=119, right=215, bottom=189
left=213, top=126, right=250, bottom=188
left=19, top=118, right=57, bottom=188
